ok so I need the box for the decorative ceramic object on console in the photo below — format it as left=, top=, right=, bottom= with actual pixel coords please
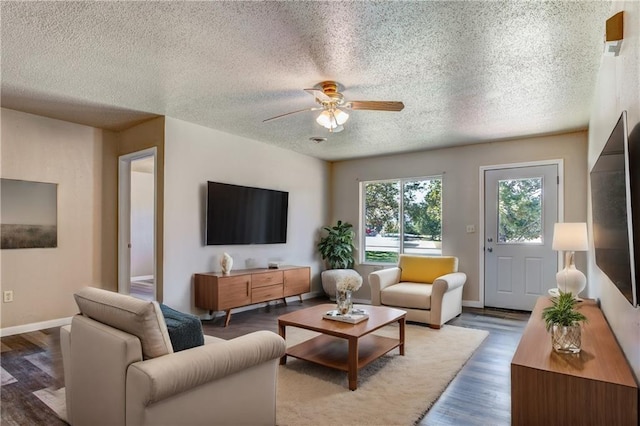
left=552, top=223, right=588, bottom=298
left=220, top=252, right=233, bottom=275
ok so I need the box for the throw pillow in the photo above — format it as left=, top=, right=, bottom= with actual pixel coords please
left=159, top=303, right=205, bottom=352
left=399, top=255, right=458, bottom=283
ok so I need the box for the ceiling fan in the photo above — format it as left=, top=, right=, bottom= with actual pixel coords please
left=263, top=81, right=404, bottom=133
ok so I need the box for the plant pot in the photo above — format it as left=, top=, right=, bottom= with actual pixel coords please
left=551, top=323, right=581, bottom=354
left=321, top=269, right=360, bottom=300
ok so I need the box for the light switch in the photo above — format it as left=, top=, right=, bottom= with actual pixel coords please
left=466, top=225, right=475, bottom=233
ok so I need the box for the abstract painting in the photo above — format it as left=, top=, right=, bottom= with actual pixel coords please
left=1, top=178, right=57, bottom=249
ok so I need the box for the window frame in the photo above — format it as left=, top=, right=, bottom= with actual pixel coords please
left=359, top=175, right=443, bottom=265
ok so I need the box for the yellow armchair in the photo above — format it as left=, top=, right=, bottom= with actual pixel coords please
left=368, top=255, right=466, bottom=328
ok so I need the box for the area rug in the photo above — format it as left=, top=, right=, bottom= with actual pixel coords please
left=37, top=324, right=487, bottom=426
left=276, top=323, right=488, bottom=426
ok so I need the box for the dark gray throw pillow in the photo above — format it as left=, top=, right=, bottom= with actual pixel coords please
left=159, top=303, right=205, bottom=352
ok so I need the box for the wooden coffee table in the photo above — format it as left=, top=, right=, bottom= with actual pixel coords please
left=278, top=304, right=406, bottom=390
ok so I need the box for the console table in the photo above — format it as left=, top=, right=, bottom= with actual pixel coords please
left=511, top=297, right=638, bottom=425
left=194, top=266, right=310, bottom=326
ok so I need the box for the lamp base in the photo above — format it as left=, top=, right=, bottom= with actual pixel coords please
left=555, top=264, right=586, bottom=298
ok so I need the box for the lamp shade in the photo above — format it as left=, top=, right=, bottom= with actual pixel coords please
left=552, top=222, right=588, bottom=251
left=316, top=109, right=349, bottom=129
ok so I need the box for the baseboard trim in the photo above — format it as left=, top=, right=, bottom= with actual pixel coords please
left=463, top=300, right=484, bottom=308
left=131, top=275, right=154, bottom=281
left=1, top=317, right=73, bottom=337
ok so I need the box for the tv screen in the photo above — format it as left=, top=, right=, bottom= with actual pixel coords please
left=590, top=111, right=638, bottom=307
left=205, top=182, right=288, bottom=245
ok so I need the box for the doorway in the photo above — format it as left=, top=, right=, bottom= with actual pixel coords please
left=118, top=148, right=157, bottom=301
left=482, top=162, right=561, bottom=311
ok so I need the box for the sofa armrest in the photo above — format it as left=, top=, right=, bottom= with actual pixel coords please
left=368, top=267, right=401, bottom=305
left=432, top=272, right=467, bottom=295
left=60, top=325, right=72, bottom=421
left=430, top=272, right=467, bottom=327
left=127, top=330, right=286, bottom=405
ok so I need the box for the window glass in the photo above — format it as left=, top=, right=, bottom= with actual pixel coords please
left=363, top=177, right=442, bottom=263
left=497, top=177, right=543, bottom=244
left=364, top=181, right=400, bottom=263
left=403, top=179, right=442, bottom=255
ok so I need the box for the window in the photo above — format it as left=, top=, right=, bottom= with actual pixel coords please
left=362, top=176, right=442, bottom=263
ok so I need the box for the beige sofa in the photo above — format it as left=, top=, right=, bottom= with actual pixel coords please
left=368, top=255, right=466, bottom=328
left=60, top=287, right=286, bottom=426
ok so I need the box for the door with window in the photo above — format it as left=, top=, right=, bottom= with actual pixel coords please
left=484, top=164, right=558, bottom=310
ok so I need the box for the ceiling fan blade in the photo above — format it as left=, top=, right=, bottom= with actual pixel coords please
left=345, top=101, right=405, bottom=112
left=263, top=107, right=321, bottom=123
left=304, top=88, right=332, bottom=103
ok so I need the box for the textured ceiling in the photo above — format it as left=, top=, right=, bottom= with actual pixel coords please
left=1, top=1, right=612, bottom=161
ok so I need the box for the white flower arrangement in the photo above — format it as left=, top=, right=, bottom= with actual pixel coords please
left=336, top=274, right=362, bottom=292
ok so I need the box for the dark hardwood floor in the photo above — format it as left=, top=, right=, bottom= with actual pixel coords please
left=0, top=297, right=529, bottom=425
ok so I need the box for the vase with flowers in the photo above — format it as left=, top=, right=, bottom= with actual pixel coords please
left=335, top=274, right=362, bottom=315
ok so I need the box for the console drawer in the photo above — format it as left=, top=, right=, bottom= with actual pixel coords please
left=252, top=271, right=283, bottom=288
left=252, top=284, right=283, bottom=303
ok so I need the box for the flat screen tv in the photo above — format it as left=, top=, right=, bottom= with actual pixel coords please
left=590, top=111, right=638, bottom=307
left=205, top=181, right=288, bottom=245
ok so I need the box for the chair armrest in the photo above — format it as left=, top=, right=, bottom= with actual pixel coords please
left=368, top=267, right=401, bottom=305
left=432, top=272, right=467, bottom=298
left=127, top=330, right=286, bottom=405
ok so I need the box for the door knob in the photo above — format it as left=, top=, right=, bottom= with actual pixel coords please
left=487, top=247, right=493, bottom=252
left=487, top=237, right=493, bottom=242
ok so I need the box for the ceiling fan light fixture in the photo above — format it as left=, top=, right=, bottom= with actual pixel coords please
left=316, top=108, right=349, bottom=130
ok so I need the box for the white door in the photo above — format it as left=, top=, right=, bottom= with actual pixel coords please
left=484, top=164, right=559, bottom=310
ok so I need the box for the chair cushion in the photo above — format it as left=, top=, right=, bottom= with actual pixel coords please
left=381, top=282, right=432, bottom=310
left=399, top=255, right=458, bottom=284
left=160, top=303, right=204, bottom=352
left=74, top=287, right=173, bottom=359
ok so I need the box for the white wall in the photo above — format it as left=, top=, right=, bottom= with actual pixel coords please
left=0, top=108, right=116, bottom=329
left=163, top=117, right=330, bottom=314
left=130, top=170, right=154, bottom=277
left=587, top=1, right=640, bottom=379
left=331, top=132, right=588, bottom=304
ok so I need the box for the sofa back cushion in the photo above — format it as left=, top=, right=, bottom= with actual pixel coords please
left=399, top=255, right=458, bottom=284
left=74, top=287, right=173, bottom=359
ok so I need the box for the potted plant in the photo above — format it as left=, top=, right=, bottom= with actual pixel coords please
left=542, top=290, right=587, bottom=354
left=317, top=220, right=355, bottom=269
left=317, top=220, right=359, bottom=299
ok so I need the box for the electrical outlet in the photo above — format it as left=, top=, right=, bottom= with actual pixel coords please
left=3, top=290, right=14, bottom=303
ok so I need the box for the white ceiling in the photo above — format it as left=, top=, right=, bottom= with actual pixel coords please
left=1, top=1, right=612, bottom=161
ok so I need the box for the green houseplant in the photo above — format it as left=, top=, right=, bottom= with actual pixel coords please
left=317, top=220, right=355, bottom=269
left=542, top=290, right=587, bottom=354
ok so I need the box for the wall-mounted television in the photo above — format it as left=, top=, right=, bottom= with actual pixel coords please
left=590, top=111, right=638, bottom=307
left=205, top=181, right=288, bottom=245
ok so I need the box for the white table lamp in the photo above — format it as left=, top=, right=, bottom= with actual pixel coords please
left=552, top=222, right=588, bottom=297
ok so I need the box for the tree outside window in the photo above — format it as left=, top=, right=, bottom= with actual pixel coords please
left=497, top=178, right=543, bottom=243
left=363, top=177, right=442, bottom=263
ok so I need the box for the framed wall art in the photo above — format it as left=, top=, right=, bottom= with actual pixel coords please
left=1, top=178, right=58, bottom=249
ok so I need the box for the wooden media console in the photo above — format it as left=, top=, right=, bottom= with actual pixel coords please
left=194, top=266, right=310, bottom=326
left=511, top=297, right=638, bottom=425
